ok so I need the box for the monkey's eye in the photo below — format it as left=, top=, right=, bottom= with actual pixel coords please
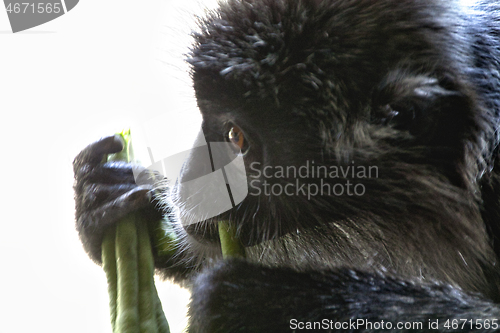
left=226, top=125, right=250, bottom=154
left=377, top=103, right=416, bottom=131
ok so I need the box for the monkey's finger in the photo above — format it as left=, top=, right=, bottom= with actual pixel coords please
left=74, top=162, right=138, bottom=208
left=73, top=135, right=124, bottom=173
left=79, top=183, right=152, bottom=212
left=78, top=186, right=153, bottom=230
left=79, top=161, right=137, bottom=184
left=76, top=187, right=154, bottom=262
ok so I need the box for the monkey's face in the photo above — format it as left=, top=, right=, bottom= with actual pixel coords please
left=171, top=0, right=490, bottom=250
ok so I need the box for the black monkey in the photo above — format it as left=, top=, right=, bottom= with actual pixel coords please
left=74, top=0, right=500, bottom=331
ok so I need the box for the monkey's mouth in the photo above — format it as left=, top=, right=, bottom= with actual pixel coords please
left=176, top=187, right=304, bottom=247
left=180, top=215, right=286, bottom=248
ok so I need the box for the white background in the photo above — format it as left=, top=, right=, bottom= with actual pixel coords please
left=0, top=0, right=217, bottom=332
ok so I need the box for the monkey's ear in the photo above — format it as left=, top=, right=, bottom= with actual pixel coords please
left=371, top=73, right=471, bottom=145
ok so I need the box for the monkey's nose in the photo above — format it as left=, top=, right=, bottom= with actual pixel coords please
left=170, top=128, right=249, bottom=226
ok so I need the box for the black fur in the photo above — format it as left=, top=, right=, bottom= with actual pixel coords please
left=73, top=0, right=500, bottom=331
left=189, top=260, right=500, bottom=332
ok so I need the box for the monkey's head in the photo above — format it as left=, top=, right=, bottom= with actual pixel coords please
left=168, top=0, right=499, bottom=279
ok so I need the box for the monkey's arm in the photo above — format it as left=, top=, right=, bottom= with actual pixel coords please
left=189, top=260, right=500, bottom=333
left=73, top=136, right=198, bottom=281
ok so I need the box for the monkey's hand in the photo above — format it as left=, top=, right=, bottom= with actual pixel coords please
left=73, top=135, right=164, bottom=264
